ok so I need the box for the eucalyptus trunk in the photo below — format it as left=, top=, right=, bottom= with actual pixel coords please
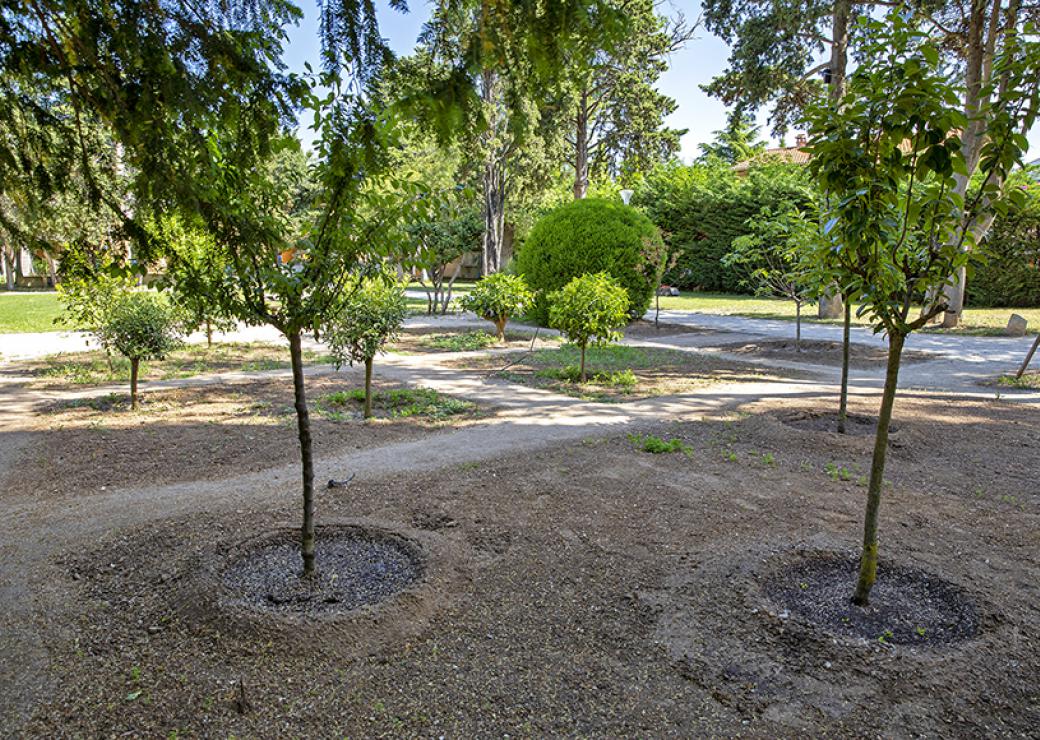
left=852, top=332, right=905, bottom=606
left=942, top=0, right=1010, bottom=328
left=819, top=0, right=850, bottom=321
left=289, top=330, right=316, bottom=576
left=838, top=300, right=851, bottom=434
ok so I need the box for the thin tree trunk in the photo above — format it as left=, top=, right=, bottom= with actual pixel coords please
left=289, top=330, right=316, bottom=577
left=494, top=317, right=507, bottom=343
left=573, top=91, right=590, bottom=200
left=580, top=343, right=587, bottom=383
left=364, top=357, right=374, bottom=419
left=838, top=300, right=851, bottom=434
left=205, top=319, right=213, bottom=347
left=1016, top=333, right=1040, bottom=378
left=852, top=332, right=905, bottom=606
left=130, top=357, right=140, bottom=410
left=795, top=301, right=802, bottom=352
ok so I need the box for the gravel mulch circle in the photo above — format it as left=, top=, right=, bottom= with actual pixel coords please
left=762, top=553, right=979, bottom=646
left=221, top=527, right=423, bottom=616
left=777, top=409, right=899, bottom=437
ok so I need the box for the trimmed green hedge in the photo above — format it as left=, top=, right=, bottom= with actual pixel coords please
left=969, top=202, right=1040, bottom=308
left=515, top=198, right=667, bottom=323
left=634, top=162, right=813, bottom=293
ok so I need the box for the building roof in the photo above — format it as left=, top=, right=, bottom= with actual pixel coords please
left=733, top=144, right=810, bottom=174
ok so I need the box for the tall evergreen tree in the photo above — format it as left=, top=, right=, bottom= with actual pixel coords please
left=564, top=0, right=694, bottom=198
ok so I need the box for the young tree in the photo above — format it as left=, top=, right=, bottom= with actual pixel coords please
left=155, top=216, right=237, bottom=346
left=725, top=206, right=816, bottom=351
left=410, top=205, right=482, bottom=315
left=460, top=272, right=534, bottom=342
left=806, top=13, right=1037, bottom=606
left=94, top=291, right=184, bottom=410
left=548, top=272, right=630, bottom=382
left=324, top=274, right=409, bottom=419
left=697, top=114, right=767, bottom=165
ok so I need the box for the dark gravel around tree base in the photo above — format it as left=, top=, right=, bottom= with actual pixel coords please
left=221, top=528, right=423, bottom=615
left=763, top=554, right=979, bottom=645
left=778, top=409, right=900, bottom=438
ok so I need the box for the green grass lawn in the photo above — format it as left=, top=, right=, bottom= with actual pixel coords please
left=655, top=291, right=1040, bottom=335
left=0, top=291, right=67, bottom=333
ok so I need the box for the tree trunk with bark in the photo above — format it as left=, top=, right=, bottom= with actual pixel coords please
left=494, top=317, right=507, bottom=343
left=942, top=0, right=1013, bottom=327
left=480, top=68, right=507, bottom=276
left=130, top=357, right=140, bottom=410
left=573, top=90, right=590, bottom=200
left=579, top=342, right=588, bottom=383
left=289, top=330, right=316, bottom=576
left=819, top=0, right=851, bottom=321
left=852, top=331, right=905, bottom=606
left=838, top=300, right=851, bottom=434
left=363, top=357, right=374, bottom=419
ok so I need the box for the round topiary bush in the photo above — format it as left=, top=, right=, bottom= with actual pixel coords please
left=515, top=198, right=667, bottom=324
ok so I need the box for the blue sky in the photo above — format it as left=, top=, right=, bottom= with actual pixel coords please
left=283, top=1, right=1040, bottom=161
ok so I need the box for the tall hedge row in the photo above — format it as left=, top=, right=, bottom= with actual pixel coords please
left=970, top=190, right=1040, bottom=308
left=633, top=162, right=813, bottom=293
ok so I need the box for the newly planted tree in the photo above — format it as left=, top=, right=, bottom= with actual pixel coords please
left=806, top=14, right=1037, bottom=606
left=94, top=291, right=184, bottom=409
left=325, top=274, right=409, bottom=419
left=460, top=272, right=534, bottom=342
left=725, top=205, right=816, bottom=351
left=548, top=272, right=629, bottom=382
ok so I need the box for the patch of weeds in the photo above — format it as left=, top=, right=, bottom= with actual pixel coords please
left=995, top=373, right=1040, bottom=389
left=761, top=452, right=776, bottom=466
left=877, top=629, right=894, bottom=645
left=627, top=432, right=693, bottom=455
left=824, top=462, right=853, bottom=482
left=536, top=365, right=638, bottom=390
left=458, top=461, right=481, bottom=471
left=425, top=331, right=499, bottom=352
left=722, top=449, right=738, bottom=462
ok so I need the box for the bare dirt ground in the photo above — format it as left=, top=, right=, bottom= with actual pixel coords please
left=11, top=392, right=1039, bottom=737
left=0, top=372, right=487, bottom=500
left=711, top=338, right=936, bottom=369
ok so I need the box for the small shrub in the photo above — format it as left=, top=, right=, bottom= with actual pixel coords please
left=324, top=275, right=408, bottom=418
left=94, top=291, right=185, bottom=409
left=547, top=273, right=630, bottom=382
left=459, top=273, right=534, bottom=341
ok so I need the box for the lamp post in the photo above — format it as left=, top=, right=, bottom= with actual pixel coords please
left=619, top=189, right=633, bottom=205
